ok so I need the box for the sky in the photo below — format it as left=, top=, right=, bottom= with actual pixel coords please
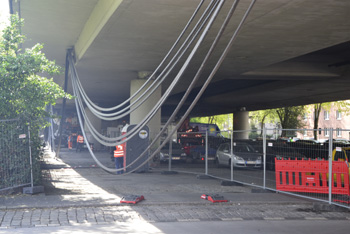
left=0, top=0, right=9, bottom=32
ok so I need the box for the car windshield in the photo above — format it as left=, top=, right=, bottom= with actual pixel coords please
left=162, top=142, right=182, bottom=150
left=334, top=150, right=347, bottom=161
left=233, top=144, right=255, bottom=153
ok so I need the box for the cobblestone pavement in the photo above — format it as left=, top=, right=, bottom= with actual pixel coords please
left=0, top=203, right=350, bottom=229
left=1, top=149, right=350, bottom=230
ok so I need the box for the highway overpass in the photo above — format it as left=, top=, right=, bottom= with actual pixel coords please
left=10, top=0, right=350, bottom=119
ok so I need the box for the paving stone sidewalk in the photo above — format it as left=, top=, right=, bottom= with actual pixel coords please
left=1, top=203, right=350, bottom=229
left=1, top=149, right=349, bottom=229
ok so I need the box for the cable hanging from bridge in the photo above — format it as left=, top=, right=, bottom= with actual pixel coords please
left=73, top=0, right=206, bottom=114
left=125, top=0, right=257, bottom=174
left=71, top=0, right=256, bottom=174
left=73, top=0, right=219, bottom=121
left=71, top=0, right=228, bottom=173
left=70, top=0, right=224, bottom=147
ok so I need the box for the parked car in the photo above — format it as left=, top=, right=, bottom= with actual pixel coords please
left=334, top=139, right=350, bottom=145
left=264, top=142, right=307, bottom=170
left=188, top=145, right=217, bottom=161
left=159, top=142, right=188, bottom=162
left=287, top=140, right=327, bottom=160
left=215, top=142, right=262, bottom=168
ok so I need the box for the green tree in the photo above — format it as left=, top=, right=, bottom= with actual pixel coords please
left=190, top=113, right=233, bottom=131
left=0, top=15, right=71, bottom=185
left=312, top=103, right=324, bottom=140
left=251, top=106, right=306, bottom=138
left=250, top=109, right=277, bottom=135
left=0, top=15, right=70, bottom=120
left=275, top=106, right=306, bottom=137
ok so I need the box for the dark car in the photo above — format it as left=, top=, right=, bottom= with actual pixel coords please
left=287, top=139, right=327, bottom=160
left=265, top=142, right=307, bottom=170
left=188, top=145, right=217, bottom=161
left=160, top=142, right=188, bottom=162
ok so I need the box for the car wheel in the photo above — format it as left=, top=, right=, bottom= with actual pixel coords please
left=186, top=157, right=194, bottom=164
left=266, top=158, right=275, bottom=171
left=191, top=152, right=200, bottom=160
left=215, top=157, right=221, bottom=168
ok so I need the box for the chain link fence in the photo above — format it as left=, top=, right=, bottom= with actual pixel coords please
left=153, top=127, right=350, bottom=209
left=52, top=125, right=350, bottom=209
left=0, top=119, right=31, bottom=193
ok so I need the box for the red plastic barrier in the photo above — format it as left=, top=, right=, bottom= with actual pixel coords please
left=275, top=158, right=350, bottom=196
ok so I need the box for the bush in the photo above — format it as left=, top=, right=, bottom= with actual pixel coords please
left=0, top=15, right=71, bottom=188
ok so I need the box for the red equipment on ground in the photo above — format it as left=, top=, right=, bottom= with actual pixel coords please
left=120, top=195, right=145, bottom=204
left=201, top=194, right=228, bottom=203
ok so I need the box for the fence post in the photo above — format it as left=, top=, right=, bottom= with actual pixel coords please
left=231, top=130, right=234, bottom=181
left=263, top=126, right=266, bottom=189
left=28, top=124, right=34, bottom=188
left=328, top=128, right=333, bottom=204
left=205, top=129, right=208, bottom=175
left=49, top=104, right=55, bottom=153
left=168, top=139, right=172, bottom=171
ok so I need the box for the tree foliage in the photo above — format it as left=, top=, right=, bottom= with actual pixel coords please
left=0, top=15, right=71, bottom=186
left=190, top=114, right=233, bottom=131
left=275, top=106, right=306, bottom=129
left=0, top=15, right=70, bottom=121
left=250, top=106, right=307, bottom=137
left=250, top=109, right=278, bottom=129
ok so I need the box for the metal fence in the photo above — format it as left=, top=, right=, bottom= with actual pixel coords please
left=0, top=119, right=31, bottom=192
left=156, top=128, right=350, bottom=209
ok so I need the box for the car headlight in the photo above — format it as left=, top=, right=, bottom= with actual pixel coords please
left=181, top=153, right=187, bottom=157
left=257, top=156, right=262, bottom=161
left=160, top=152, right=167, bottom=159
left=234, top=156, right=244, bottom=161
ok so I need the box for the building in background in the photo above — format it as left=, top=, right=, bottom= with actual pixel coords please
left=298, top=103, right=350, bottom=141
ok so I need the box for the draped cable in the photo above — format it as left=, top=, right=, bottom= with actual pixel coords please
left=74, top=0, right=206, bottom=113
left=71, top=0, right=256, bottom=174
left=70, top=0, right=224, bottom=147
left=74, top=0, right=219, bottom=120
left=70, top=0, right=226, bottom=173
left=124, top=0, right=257, bottom=174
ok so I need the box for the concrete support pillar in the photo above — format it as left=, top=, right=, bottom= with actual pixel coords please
left=233, top=110, right=250, bottom=139
left=84, top=107, right=102, bottom=150
left=130, top=79, right=161, bottom=143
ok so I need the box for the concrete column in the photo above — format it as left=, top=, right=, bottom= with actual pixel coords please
left=233, top=110, right=250, bottom=139
left=130, top=79, right=161, bottom=143
left=84, top=107, right=102, bottom=150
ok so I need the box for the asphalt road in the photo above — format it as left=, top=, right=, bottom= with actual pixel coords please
left=2, top=220, right=350, bottom=234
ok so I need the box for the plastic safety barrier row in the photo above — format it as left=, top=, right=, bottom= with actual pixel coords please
left=275, top=158, right=350, bottom=196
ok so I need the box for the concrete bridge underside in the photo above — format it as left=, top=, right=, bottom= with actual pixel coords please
left=11, top=0, right=350, bottom=120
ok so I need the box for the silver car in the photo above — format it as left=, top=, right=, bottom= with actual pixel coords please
left=215, top=142, right=262, bottom=168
